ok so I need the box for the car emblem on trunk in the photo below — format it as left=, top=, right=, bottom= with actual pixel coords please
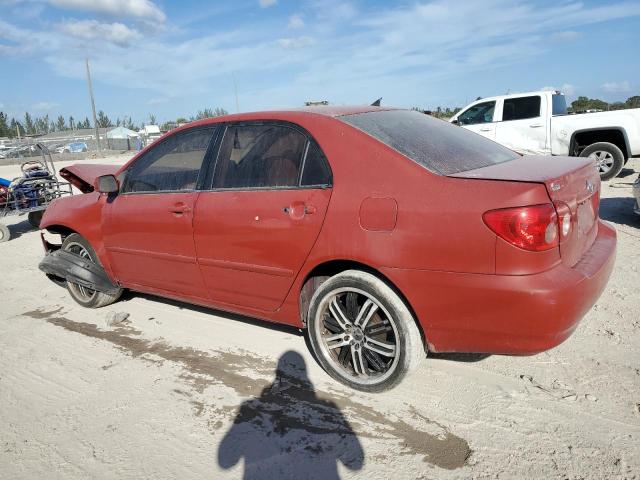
left=586, top=180, right=595, bottom=194
left=550, top=182, right=561, bottom=191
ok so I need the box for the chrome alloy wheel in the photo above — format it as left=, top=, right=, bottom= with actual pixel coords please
left=65, top=241, right=97, bottom=301
left=314, top=287, right=400, bottom=385
left=589, top=150, right=615, bottom=175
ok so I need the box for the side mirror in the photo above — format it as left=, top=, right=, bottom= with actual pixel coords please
left=95, top=175, right=119, bottom=194
left=451, top=119, right=459, bottom=125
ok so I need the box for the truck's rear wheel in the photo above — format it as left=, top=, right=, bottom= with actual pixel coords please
left=580, top=142, right=625, bottom=181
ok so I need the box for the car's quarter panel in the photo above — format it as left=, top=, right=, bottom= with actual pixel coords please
left=102, top=192, right=208, bottom=299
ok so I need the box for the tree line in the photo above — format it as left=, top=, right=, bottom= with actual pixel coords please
left=0, top=107, right=229, bottom=139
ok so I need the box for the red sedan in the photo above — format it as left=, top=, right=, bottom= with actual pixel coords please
left=39, top=106, right=616, bottom=392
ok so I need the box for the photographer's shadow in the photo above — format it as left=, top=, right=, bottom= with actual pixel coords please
left=218, top=351, right=364, bottom=480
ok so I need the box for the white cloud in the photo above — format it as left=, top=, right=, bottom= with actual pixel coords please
left=288, top=14, right=304, bottom=29
left=51, top=0, right=166, bottom=23
left=147, top=97, right=169, bottom=105
left=550, top=30, right=582, bottom=41
left=59, top=19, right=141, bottom=46
left=277, top=36, right=314, bottom=49
left=32, top=101, right=60, bottom=110
left=258, top=0, right=276, bottom=7
left=602, top=81, right=631, bottom=93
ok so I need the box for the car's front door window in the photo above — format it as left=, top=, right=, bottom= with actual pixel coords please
left=457, top=101, right=496, bottom=125
left=123, top=128, right=215, bottom=193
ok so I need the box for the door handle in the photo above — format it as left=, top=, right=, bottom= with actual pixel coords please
left=479, top=127, right=492, bottom=132
left=169, top=203, right=191, bottom=215
left=529, top=123, right=543, bottom=128
left=282, top=204, right=316, bottom=217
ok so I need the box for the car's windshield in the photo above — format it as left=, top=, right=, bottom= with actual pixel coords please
left=339, top=110, right=519, bottom=175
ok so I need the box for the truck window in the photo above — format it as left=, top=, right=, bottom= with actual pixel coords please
left=502, top=96, right=541, bottom=121
left=457, top=101, right=495, bottom=125
left=552, top=94, right=567, bottom=115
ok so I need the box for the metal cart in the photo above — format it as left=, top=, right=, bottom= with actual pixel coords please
left=0, top=143, right=72, bottom=242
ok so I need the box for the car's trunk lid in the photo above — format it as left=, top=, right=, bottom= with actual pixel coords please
left=451, top=155, right=600, bottom=267
left=60, top=164, right=120, bottom=193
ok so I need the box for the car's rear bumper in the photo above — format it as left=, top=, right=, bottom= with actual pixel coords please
left=381, top=220, right=617, bottom=355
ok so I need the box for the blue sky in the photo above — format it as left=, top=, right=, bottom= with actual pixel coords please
left=1, top=0, right=639, bottom=125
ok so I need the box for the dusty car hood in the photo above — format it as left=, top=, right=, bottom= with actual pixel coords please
left=59, top=164, right=120, bottom=193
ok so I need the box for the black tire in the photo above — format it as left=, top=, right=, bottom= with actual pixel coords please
left=306, top=270, right=424, bottom=392
left=0, top=223, right=9, bottom=243
left=28, top=210, right=44, bottom=229
left=579, top=142, right=625, bottom=181
left=61, top=233, right=122, bottom=308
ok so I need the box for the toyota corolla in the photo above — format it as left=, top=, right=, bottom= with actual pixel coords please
left=38, top=106, right=616, bottom=392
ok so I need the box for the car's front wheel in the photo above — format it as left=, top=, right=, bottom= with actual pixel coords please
left=62, top=233, right=122, bottom=308
left=307, top=270, right=424, bottom=392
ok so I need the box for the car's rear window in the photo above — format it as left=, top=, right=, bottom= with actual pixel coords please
left=339, top=110, right=519, bottom=175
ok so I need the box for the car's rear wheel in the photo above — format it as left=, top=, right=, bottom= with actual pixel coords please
left=306, top=270, right=424, bottom=392
left=62, top=233, right=122, bottom=308
left=580, top=142, right=625, bottom=181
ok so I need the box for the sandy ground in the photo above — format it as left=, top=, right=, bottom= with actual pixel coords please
left=0, top=156, right=639, bottom=479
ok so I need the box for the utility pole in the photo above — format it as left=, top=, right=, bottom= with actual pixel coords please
left=85, top=58, right=101, bottom=154
left=16, top=124, right=21, bottom=141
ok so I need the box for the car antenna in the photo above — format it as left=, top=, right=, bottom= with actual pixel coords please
left=371, top=97, right=382, bottom=107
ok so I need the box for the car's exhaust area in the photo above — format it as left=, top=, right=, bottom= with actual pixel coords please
left=38, top=249, right=121, bottom=295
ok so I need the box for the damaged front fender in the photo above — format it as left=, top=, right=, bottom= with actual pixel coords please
left=39, top=250, right=120, bottom=295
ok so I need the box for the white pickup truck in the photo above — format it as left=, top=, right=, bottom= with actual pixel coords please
left=450, top=90, right=640, bottom=180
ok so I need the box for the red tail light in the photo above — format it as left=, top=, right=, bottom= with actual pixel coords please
left=483, top=204, right=559, bottom=252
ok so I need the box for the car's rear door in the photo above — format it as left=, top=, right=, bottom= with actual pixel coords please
left=193, top=122, right=332, bottom=311
left=103, top=126, right=217, bottom=300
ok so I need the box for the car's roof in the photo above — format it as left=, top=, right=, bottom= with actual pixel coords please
left=184, top=105, right=400, bottom=129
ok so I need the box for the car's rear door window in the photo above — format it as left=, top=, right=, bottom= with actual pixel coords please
left=122, top=128, right=216, bottom=193
left=212, top=124, right=331, bottom=189
left=301, top=141, right=332, bottom=186
left=340, top=110, right=518, bottom=175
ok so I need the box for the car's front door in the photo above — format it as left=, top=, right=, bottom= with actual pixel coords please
left=455, top=100, right=497, bottom=140
left=103, top=127, right=217, bottom=300
left=193, top=123, right=333, bottom=312
left=495, top=95, right=549, bottom=155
